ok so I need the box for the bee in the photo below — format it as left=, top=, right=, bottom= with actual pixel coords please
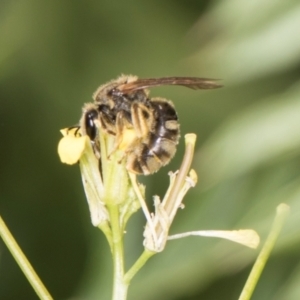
left=79, top=75, right=221, bottom=175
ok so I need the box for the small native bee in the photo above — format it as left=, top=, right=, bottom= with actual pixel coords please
left=79, top=75, right=221, bottom=175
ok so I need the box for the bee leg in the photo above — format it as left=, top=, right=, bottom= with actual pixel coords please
left=128, top=172, right=158, bottom=244
left=107, top=111, right=136, bottom=161
left=131, top=102, right=154, bottom=138
left=99, top=111, right=116, bottom=136
left=128, top=102, right=163, bottom=174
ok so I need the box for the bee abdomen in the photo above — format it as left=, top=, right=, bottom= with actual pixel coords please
left=126, top=133, right=178, bottom=175
left=151, top=98, right=180, bottom=141
left=126, top=99, right=180, bottom=175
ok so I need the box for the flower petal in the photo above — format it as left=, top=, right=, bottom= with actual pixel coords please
left=168, top=229, right=260, bottom=249
left=58, top=134, right=89, bottom=165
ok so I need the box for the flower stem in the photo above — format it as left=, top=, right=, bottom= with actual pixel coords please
left=164, top=134, right=196, bottom=216
left=108, top=204, right=128, bottom=300
left=124, top=249, right=155, bottom=284
left=239, top=203, right=290, bottom=300
left=0, top=216, right=53, bottom=300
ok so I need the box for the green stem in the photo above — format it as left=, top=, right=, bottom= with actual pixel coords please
left=239, top=203, right=290, bottom=300
left=0, top=216, right=53, bottom=300
left=108, top=205, right=128, bottom=300
left=98, top=222, right=113, bottom=251
left=124, top=249, right=155, bottom=284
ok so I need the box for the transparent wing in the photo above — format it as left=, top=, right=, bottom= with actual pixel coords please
left=118, top=77, right=222, bottom=93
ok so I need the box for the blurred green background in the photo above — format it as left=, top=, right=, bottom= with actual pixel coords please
left=1, top=0, right=300, bottom=299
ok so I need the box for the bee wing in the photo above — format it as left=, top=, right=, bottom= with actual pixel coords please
left=118, top=77, right=222, bottom=93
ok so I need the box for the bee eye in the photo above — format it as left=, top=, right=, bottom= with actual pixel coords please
left=85, top=109, right=99, bottom=140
